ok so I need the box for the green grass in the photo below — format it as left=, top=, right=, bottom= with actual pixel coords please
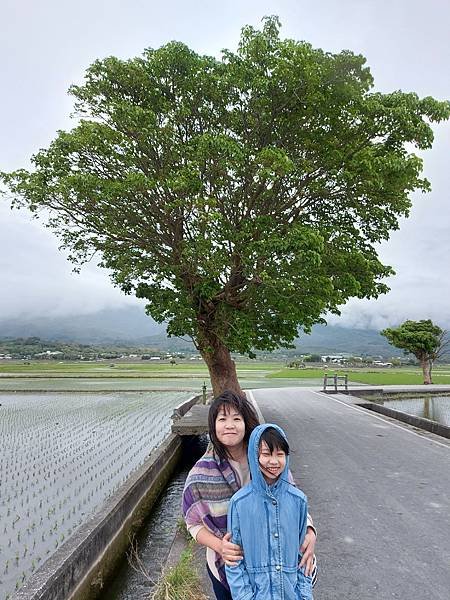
left=269, top=367, right=450, bottom=385
left=152, top=542, right=208, bottom=600
left=349, top=371, right=450, bottom=385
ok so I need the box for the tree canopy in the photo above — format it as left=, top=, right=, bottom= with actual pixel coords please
left=381, top=319, right=448, bottom=383
left=2, top=17, right=450, bottom=395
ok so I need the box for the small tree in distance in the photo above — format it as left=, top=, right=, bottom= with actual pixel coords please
left=2, top=18, right=449, bottom=396
left=381, top=320, right=448, bottom=384
left=304, top=354, right=321, bottom=363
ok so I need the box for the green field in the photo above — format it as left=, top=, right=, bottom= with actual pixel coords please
left=0, top=360, right=279, bottom=377
left=0, top=360, right=304, bottom=392
left=268, top=366, right=450, bottom=385
left=2, top=360, right=450, bottom=388
left=0, top=361, right=212, bottom=376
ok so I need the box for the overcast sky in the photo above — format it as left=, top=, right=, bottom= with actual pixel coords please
left=1, top=0, right=449, bottom=329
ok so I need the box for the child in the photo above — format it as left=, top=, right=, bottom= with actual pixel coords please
left=225, top=423, right=313, bottom=600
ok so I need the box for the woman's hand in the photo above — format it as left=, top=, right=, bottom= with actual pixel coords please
left=195, top=527, right=243, bottom=566
left=299, top=527, right=316, bottom=576
left=221, top=532, right=243, bottom=566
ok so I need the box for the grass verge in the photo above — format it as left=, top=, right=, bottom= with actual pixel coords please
left=151, top=541, right=209, bottom=600
left=358, top=391, right=450, bottom=402
left=268, top=368, right=450, bottom=385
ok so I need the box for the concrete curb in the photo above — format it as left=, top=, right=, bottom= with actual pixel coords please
left=356, top=401, right=450, bottom=439
left=337, top=386, right=450, bottom=440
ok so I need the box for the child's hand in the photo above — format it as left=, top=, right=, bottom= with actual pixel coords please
left=221, top=532, right=244, bottom=566
left=299, top=527, right=316, bottom=576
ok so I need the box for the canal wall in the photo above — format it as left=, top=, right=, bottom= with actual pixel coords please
left=357, top=401, right=450, bottom=439
left=345, top=386, right=450, bottom=439
left=13, top=394, right=202, bottom=600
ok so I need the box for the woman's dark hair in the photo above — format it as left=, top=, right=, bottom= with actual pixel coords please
left=259, top=427, right=290, bottom=455
left=208, top=390, right=260, bottom=461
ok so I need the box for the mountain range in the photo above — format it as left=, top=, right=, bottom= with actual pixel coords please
left=0, top=305, right=399, bottom=357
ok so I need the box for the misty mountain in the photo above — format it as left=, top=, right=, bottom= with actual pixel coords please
left=0, top=306, right=164, bottom=344
left=295, top=326, right=398, bottom=357
left=0, top=305, right=399, bottom=357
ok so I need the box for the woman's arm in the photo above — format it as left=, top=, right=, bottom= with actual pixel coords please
left=299, top=527, right=316, bottom=575
left=297, top=501, right=314, bottom=598
left=288, top=470, right=317, bottom=575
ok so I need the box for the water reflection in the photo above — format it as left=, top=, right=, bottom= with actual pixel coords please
left=379, top=396, right=450, bottom=427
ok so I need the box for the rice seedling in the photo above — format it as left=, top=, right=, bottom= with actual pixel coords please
left=0, top=391, right=191, bottom=599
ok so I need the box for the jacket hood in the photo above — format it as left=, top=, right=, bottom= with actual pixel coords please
left=247, top=423, right=290, bottom=493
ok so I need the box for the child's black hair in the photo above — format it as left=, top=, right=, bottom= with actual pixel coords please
left=259, top=427, right=290, bottom=455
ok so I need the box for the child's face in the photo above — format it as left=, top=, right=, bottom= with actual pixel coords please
left=258, top=440, right=286, bottom=484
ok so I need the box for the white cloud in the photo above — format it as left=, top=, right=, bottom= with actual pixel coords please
left=0, top=206, right=141, bottom=319
left=1, top=0, right=449, bottom=328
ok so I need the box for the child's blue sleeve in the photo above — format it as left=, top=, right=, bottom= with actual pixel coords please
left=225, top=499, right=255, bottom=600
left=297, top=498, right=313, bottom=600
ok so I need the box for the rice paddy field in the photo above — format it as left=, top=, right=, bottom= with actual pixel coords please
left=374, top=394, right=450, bottom=427
left=0, top=390, right=191, bottom=599
left=0, top=361, right=325, bottom=391
left=3, top=360, right=450, bottom=387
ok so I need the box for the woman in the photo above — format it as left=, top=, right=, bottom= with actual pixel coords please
left=182, top=390, right=317, bottom=600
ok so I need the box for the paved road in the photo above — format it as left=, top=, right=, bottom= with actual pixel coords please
left=250, top=387, right=450, bottom=600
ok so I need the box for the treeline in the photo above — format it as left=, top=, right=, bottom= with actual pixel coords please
left=0, top=337, right=177, bottom=361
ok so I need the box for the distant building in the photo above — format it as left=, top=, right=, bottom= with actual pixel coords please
left=321, top=355, right=346, bottom=363
left=34, top=350, right=64, bottom=358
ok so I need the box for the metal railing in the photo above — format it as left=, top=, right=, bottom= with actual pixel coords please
left=323, top=372, right=348, bottom=392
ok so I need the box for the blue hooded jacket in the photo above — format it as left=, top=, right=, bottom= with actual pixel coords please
left=226, top=423, right=313, bottom=600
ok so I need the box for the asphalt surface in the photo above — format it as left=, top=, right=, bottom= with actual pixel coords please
left=250, top=387, right=450, bottom=600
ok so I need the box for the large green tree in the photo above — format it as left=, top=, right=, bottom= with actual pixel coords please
left=381, top=320, right=448, bottom=384
left=2, top=18, right=449, bottom=396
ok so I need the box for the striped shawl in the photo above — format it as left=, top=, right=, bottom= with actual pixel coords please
left=182, top=445, right=240, bottom=589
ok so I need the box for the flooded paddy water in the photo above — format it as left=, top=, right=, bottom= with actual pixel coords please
left=373, top=395, right=450, bottom=427
left=0, top=391, right=191, bottom=600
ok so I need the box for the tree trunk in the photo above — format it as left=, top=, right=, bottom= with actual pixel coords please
left=420, top=358, right=432, bottom=384
left=198, top=336, right=243, bottom=398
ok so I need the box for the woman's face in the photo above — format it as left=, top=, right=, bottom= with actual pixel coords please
left=215, top=405, right=246, bottom=451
